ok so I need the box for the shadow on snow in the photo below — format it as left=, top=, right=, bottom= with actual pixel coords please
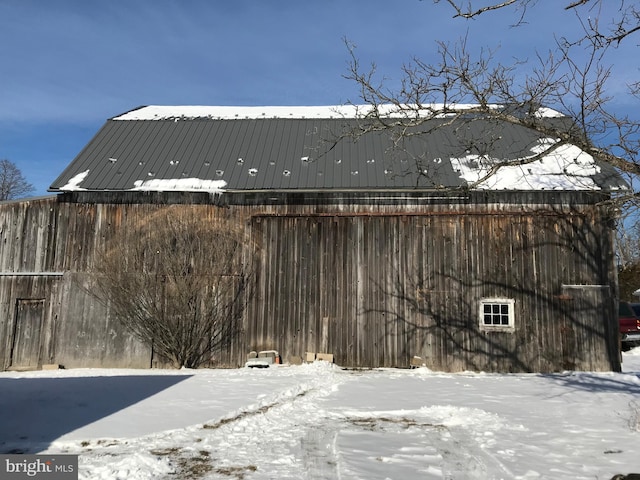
left=0, top=374, right=192, bottom=454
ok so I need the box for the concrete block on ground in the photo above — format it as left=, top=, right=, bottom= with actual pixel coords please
left=288, top=355, right=303, bottom=365
left=42, top=364, right=62, bottom=370
left=410, top=356, right=424, bottom=368
left=316, top=353, right=334, bottom=363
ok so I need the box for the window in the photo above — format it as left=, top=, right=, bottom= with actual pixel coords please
left=479, top=298, right=515, bottom=331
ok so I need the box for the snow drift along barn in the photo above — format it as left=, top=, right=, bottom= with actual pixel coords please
left=0, top=105, right=626, bottom=372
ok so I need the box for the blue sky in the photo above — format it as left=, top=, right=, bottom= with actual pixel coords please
left=0, top=0, right=637, bottom=196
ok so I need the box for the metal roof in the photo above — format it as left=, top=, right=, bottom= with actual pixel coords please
left=49, top=106, right=625, bottom=193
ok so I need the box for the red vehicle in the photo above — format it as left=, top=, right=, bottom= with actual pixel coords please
left=619, top=302, right=640, bottom=351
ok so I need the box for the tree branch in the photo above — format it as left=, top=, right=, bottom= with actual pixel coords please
left=441, top=0, right=518, bottom=18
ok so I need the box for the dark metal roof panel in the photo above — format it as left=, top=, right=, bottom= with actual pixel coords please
left=50, top=115, right=625, bottom=192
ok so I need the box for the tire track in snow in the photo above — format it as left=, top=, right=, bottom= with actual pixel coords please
left=192, top=364, right=348, bottom=479
left=49, top=366, right=520, bottom=479
left=192, top=368, right=518, bottom=479
left=48, top=364, right=344, bottom=480
left=201, top=389, right=312, bottom=432
left=335, top=401, right=519, bottom=479
left=187, top=368, right=519, bottom=480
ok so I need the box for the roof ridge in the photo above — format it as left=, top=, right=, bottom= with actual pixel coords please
left=111, top=104, right=566, bottom=121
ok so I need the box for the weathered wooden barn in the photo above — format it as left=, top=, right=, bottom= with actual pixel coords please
left=0, top=105, right=626, bottom=372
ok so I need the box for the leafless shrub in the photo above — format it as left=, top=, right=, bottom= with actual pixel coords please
left=91, top=206, right=256, bottom=369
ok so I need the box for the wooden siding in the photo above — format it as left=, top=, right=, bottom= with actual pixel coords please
left=0, top=194, right=620, bottom=372
left=246, top=211, right=618, bottom=372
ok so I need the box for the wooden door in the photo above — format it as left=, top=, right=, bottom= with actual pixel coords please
left=10, top=299, right=44, bottom=369
left=560, top=285, right=612, bottom=370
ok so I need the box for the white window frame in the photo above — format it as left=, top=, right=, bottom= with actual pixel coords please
left=479, top=298, right=515, bottom=332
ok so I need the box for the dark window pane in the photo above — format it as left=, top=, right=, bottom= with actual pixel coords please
left=482, top=301, right=513, bottom=328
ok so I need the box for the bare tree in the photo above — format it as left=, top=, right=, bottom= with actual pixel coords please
left=341, top=2, right=640, bottom=313
left=438, top=0, right=640, bottom=45
left=616, top=222, right=640, bottom=300
left=0, top=159, right=34, bottom=200
left=343, top=1, right=640, bottom=212
left=617, top=220, right=640, bottom=267
left=91, top=207, right=256, bottom=369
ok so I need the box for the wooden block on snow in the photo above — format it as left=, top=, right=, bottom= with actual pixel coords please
left=288, top=355, right=303, bottom=365
left=316, top=353, right=334, bottom=363
left=42, top=364, right=62, bottom=370
left=410, top=356, right=424, bottom=368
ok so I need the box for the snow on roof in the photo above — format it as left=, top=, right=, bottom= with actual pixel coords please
left=58, top=171, right=227, bottom=194
left=113, top=104, right=563, bottom=121
left=450, top=138, right=608, bottom=191
left=534, top=107, right=564, bottom=118
left=131, top=178, right=226, bottom=193
left=59, top=170, right=89, bottom=191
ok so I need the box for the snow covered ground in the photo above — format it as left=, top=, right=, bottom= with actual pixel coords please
left=1, top=351, right=640, bottom=480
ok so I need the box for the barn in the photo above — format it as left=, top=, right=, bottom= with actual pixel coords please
left=0, top=105, right=626, bottom=372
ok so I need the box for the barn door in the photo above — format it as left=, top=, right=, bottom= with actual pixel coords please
left=9, top=299, right=45, bottom=369
left=560, top=285, right=611, bottom=370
